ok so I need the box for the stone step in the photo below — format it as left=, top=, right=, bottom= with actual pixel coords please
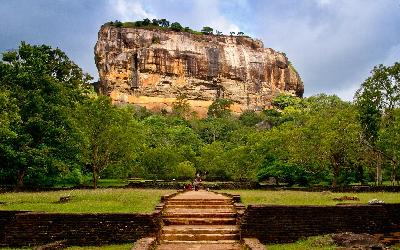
left=162, top=225, right=239, bottom=235
left=163, top=217, right=236, bottom=225
left=163, top=212, right=236, bottom=218
left=160, top=240, right=239, bottom=244
left=161, top=233, right=239, bottom=241
left=167, top=200, right=232, bottom=205
left=165, top=208, right=234, bottom=213
left=157, top=242, right=241, bottom=250
left=165, top=204, right=234, bottom=209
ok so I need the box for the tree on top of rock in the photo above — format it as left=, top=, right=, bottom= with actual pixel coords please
left=201, top=26, right=213, bottom=35
left=170, top=22, right=183, bottom=32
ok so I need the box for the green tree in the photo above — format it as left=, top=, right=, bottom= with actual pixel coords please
left=170, top=22, right=183, bottom=32
left=74, top=96, right=125, bottom=189
left=172, top=94, right=191, bottom=119
left=160, top=19, right=170, bottom=27
left=207, top=98, right=233, bottom=118
left=152, top=19, right=160, bottom=26
left=354, top=62, right=400, bottom=185
left=201, top=26, right=213, bottom=35
left=271, top=94, right=301, bottom=110
left=142, top=18, right=151, bottom=26
left=0, top=42, right=92, bottom=189
left=239, top=110, right=262, bottom=127
left=285, top=95, right=363, bottom=187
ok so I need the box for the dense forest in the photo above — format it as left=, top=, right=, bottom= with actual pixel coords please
left=0, top=42, right=399, bottom=189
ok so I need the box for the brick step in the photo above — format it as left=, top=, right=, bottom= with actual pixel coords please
left=157, top=242, right=241, bottom=250
left=163, top=217, right=236, bottom=225
left=160, top=240, right=239, bottom=244
left=161, top=233, right=239, bottom=241
left=381, top=237, right=400, bottom=244
left=165, top=208, right=234, bottom=213
left=162, top=225, right=239, bottom=235
left=165, top=204, right=234, bottom=209
left=164, top=212, right=236, bottom=218
left=167, top=201, right=233, bottom=205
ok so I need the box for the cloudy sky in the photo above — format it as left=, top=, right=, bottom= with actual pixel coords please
left=1, top=0, right=399, bottom=100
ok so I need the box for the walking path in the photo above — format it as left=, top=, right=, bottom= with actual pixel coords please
left=157, top=190, right=241, bottom=250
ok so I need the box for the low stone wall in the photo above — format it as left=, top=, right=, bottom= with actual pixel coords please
left=240, top=204, right=400, bottom=243
left=0, top=211, right=161, bottom=247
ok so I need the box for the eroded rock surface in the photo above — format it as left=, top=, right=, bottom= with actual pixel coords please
left=95, top=25, right=304, bottom=116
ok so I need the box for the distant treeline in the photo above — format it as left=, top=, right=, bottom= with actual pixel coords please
left=104, top=18, right=246, bottom=36
left=0, top=42, right=399, bottom=190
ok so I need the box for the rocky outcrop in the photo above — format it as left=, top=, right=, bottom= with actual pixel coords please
left=95, top=25, right=303, bottom=116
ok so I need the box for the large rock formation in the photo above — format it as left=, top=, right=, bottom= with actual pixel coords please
left=95, top=25, right=303, bottom=116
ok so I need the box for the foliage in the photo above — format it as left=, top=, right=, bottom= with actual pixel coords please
left=207, top=98, right=234, bottom=118
left=66, top=244, right=133, bottom=250
left=354, top=62, right=400, bottom=185
left=266, top=235, right=337, bottom=250
left=170, top=22, right=183, bottom=32
left=239, top=110, right=262, bottom=127
left=201, top=26, right=213, bottom=35
left=0, top=42, right=92, bottom=189
left=105, top=20, right=217, bottom=36
left=151, top=36, right=160, bottom=44
left=172, top=94, right=191, bottom=118
left=74, top=96, right=131, bottom=188
left=0, top=42, right=399, bottom=187
left=271, top=94, right=301, bottom=110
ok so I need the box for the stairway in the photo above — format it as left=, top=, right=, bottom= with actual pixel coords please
left=157, top=190, right=241, bottom=250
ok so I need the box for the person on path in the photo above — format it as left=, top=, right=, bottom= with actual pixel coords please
left=193, top=172, right=201, bottom=191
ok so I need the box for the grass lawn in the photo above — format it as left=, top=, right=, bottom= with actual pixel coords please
left=65, top=244, right=133, bottom=250
left=0, top=188, right=174, bottom=213
left=221, top=190, right=400, bottom=206
left=266, top=235, right=337, bottom=250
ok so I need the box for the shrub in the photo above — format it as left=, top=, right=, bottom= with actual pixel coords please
left=170, top=22, right=183, bottom=32
left=152, top=36, right=161, bottom=44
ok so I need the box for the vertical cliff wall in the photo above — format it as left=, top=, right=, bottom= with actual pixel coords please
left=95, top=25, right=304, bottom=116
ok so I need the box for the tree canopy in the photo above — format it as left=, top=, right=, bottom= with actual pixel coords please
left=0, top=42, right=399, bottom=189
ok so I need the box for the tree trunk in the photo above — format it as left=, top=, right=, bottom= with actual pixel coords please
left=376, top=153, right=382, bottom=186
left=332, top=161, right=340, bottom=188
left=15, top=169, right=25, bottom=192
left=92, top=165, right=98, bottom=189
left=331, top=156, right=340, bottom=188
left=391, top=162, right=397, bottom=185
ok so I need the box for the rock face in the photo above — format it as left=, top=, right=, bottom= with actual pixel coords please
left=95, top=25, right=304, bottom=116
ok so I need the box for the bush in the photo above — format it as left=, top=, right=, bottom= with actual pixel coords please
left=172, top=161, right=196, bottom=180
left=170, top=22, right=183, bottom=32
left=152, top=36, right=161, bottom=44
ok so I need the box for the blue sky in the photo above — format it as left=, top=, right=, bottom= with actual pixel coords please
left=0, top=0, right=399, bottom=100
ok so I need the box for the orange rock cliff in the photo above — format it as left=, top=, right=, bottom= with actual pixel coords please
left=94, top=25, right=304, bottom=116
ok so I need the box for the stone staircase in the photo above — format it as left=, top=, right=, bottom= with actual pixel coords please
left=157, top=190, right=241, bottom=250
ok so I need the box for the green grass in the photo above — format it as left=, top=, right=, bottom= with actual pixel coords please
left=0, top=244, right=132, bottom=250
left=222, top=190, right=400, bottom=206
left=0, top=189, right=173, bottom=213
left=0, top=248, right=32, bottom=250
left=267, top=235, right=337, bottom=250
left=66, top=244, right=133, bottom=250
left=54, top=179, right=130, bottom=188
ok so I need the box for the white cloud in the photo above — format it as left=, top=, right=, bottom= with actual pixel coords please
left=383, top=43, right=400, bottom=66
left=316, top=0, right=332, bottom=6
left=111, top=0, right=156, bottom=21
left=186, top=0, right=240, bottom=34
left=253, top=0, right=400, bottom=100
